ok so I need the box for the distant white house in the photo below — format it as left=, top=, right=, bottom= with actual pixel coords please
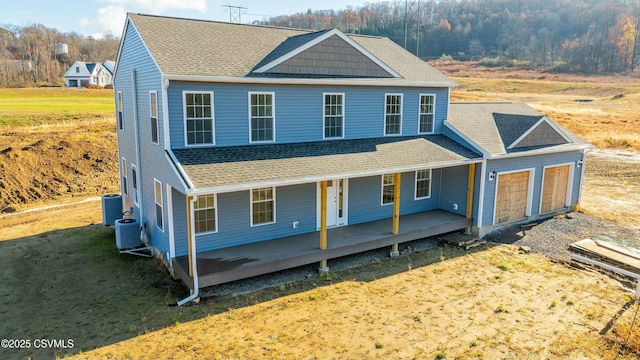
left=64, top=61, right=115, bottom=87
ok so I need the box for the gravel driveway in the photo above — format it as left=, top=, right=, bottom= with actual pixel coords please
left=483, top=211, right=640, bottom=262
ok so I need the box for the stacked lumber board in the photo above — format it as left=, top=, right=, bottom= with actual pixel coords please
left=569, top=239, right=640, bottom=274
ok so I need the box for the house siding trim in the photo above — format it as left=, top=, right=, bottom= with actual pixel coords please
left=162, top=74, right=457, bottom=88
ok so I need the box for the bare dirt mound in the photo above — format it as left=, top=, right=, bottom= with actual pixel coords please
left=0, top=120, right=119, bottom=213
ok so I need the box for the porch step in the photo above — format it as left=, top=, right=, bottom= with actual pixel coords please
left=462, top=239, right=486, bottom=250
left=443, top=233, right=486, bottom=250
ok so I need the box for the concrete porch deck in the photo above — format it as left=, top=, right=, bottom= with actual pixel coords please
left=172, top=210, right=472, bottom=289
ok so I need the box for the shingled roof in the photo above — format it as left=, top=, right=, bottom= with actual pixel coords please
left=172, top=135, right=480, bottom=191
left=125, top=13, right=454, bottom=85
left=447, top=102, right=591, bottom=156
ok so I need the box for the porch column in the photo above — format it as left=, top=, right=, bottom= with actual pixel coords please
left=465, top=163, right=476, bottom=234
left=391, top=172, right=401, bottom=257
left=319, top=181, right=329, bottom=273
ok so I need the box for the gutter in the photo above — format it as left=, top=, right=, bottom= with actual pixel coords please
left=163, top=74, right=458, bottom=88
left=177, top=195, right=199, bottom=306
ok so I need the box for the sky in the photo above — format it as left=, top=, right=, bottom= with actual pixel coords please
left=1, top=0, right=371, bottom=38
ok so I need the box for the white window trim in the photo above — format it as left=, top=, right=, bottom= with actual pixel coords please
left=250, top=187, right=276, bottom=227
left=414, top=169, right=433, bottom=200
left=384, top=93, right=403, bottom=136
left=182, top=90, right=215, bottom=147
left=418, top=93, right=436, bottom=134
left=131, top=163, right=138, bottom=206
left=194, top=193, right=219, bottom=235
left=323, top=92, right=345, bottom=139
left=117, top=91, right=124, bottom=131
left=121, top=157, right=128, bottom=196
left=149, top=91, right=159, bottom=145
left=154, top=178, right=164, bottom=232
left=248, top=91, right=276, bottom=143
left=381, top=174, right=395, bottom=206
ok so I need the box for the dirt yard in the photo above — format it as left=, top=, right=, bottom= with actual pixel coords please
left=0, top=118, right=119, bottom=213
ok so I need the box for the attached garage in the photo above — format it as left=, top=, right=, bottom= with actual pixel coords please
left=540, top=164, right=571, bottom=213
left=494, top=170, right=532, bottom=224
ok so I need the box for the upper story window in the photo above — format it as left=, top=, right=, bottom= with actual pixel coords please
left=150, top=91, right=159, bottom=144
left=117, top=92, right=123, bottom=131
left=75, top=66, right=79, bottom=73
left=324, top=93, right=344, bottom=139
left=415, top=169, right=432, bottom=199
left=249, top=92, right=274, bottom=143
left=384, top=94, right=402, bottom=135
left=184, top=91, right=214, bottom=146
left=381, top=174, right=395, bottom=205
left=419, top=94, right=435, bottom=134
left=195, top=194, right=217, bottom=234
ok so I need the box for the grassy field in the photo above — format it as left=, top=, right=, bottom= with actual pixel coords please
left=0, top=88, right=114, bottom=127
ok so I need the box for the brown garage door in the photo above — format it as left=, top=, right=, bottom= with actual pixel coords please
left=541, top=165, right=570, bottom=213
left=495, top=171, right=530, bottom=224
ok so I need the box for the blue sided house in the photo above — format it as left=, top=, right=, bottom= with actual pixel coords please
left=113, top=13, right=593, bottom=301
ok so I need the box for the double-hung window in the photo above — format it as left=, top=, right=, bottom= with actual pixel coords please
left=154, top=179, right=164, bottom=231
left=117, top=91, right=124, bottom=131
left=184, top=91, right=214, bottom=145
left=415, top=169, right=432, bottom=199
left=381, top=174, right=395, bottom=205
left=418, top=94, right=435, bottom=134
left=384, top=94, right=402, bottom=135
left=251, top=187, right=275, bottom=226
left=195, top=194, right=217, bottom=234
left=150, top=91, right=159, bottom=144
left=324, top=93, right=344, bottom=139
left=249, top=92, right=274, bottom=142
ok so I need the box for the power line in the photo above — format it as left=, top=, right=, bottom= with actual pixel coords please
left=222, top=5, right=248, bottom=23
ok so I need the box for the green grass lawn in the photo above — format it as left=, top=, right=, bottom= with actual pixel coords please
left=0, top=88, right=115, bottom=127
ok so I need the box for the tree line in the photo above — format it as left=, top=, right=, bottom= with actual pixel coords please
left=264, top=0, right=640, bottom=73
left=1, top=0, right=639, bottom=88
left=0, top=24, right=119, bottom=87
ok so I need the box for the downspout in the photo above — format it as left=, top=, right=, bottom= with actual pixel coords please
left=177, top=195, right=199, bottom=306
left=132, top=69, right=143, bottom=222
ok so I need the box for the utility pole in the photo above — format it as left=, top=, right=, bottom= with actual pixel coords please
left=416, top=0, right=421, bottom=57
left=222, top=5, right=248, bottom=23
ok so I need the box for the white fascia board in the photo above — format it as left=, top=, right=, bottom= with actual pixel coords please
left=165, top=149, right=193, bottom=192
left=487, top=143, right=594, bottom=160
left=186, top=158, right=482, bottom=195
left=164, top=74, right=457, bottom=88
left=507, top=116, right=573, bottom=150
left=252, top=28, right=401, bottom=78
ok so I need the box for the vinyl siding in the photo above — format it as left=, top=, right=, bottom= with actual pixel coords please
left=115, top=20, right=189, bottom=257
left=187, top=183, right=317, bottom=254
left=439, top=165, right=470, bottom=216
left=481, top=151, right=584, bottom=227
left=168, top=82, right=449, bottom=148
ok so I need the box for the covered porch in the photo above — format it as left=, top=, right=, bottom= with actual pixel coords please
left=172, top=209, right=471, bottom=289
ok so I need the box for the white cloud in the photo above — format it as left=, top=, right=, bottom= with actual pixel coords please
left=80, top=0, right=208, bottom=37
